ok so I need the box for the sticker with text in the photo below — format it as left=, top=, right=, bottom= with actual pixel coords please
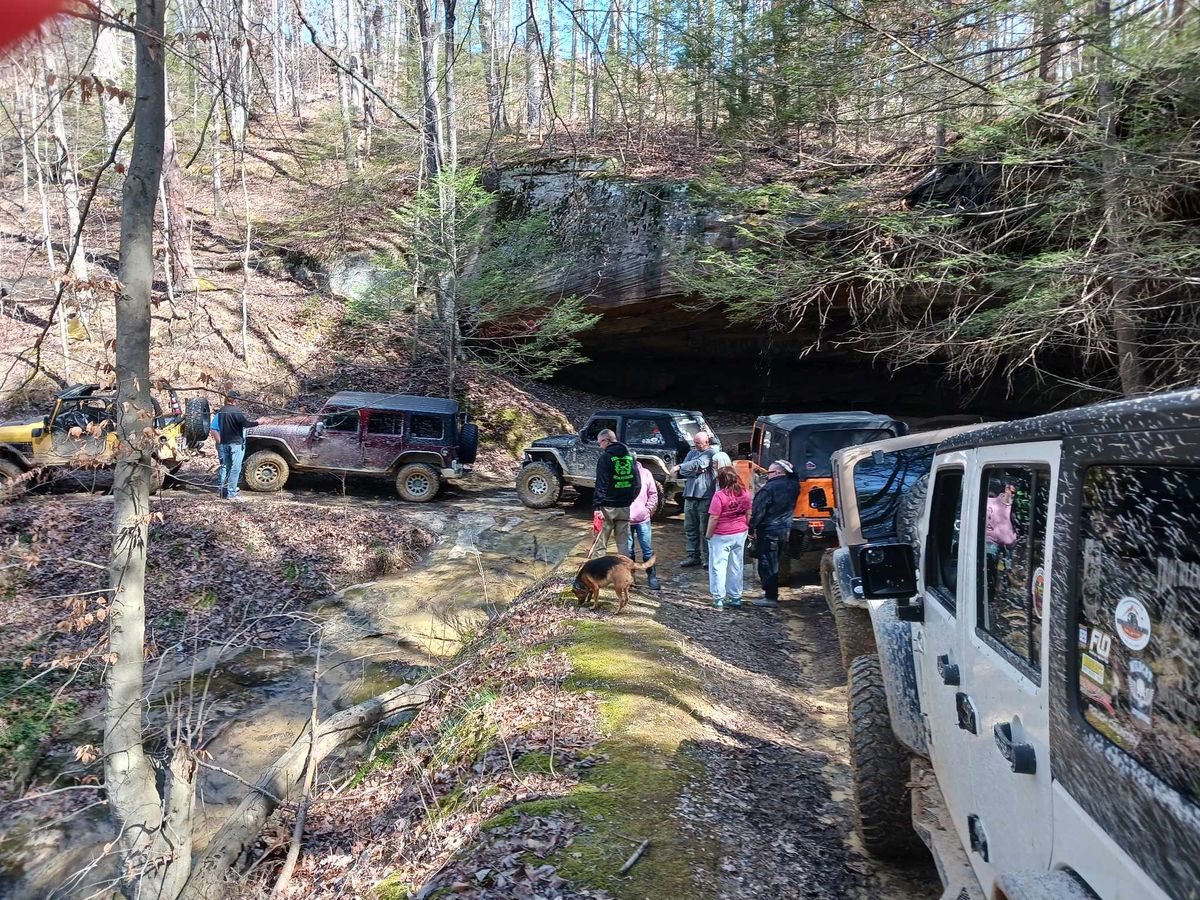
left=1078, top=625, right=1089, bottom=648
left=1128, top=659, right=1155, bottom=726
left=1114, top=596, right=1152, bottom=651
left=1033, top=566, right=1045, bottom=619
left=1087, top=629, right=1113, bottom=664
left=1080, top=653, right=1107, bottom=686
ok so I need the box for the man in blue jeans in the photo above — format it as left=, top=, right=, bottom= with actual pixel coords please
left=209, top=391, right=260, bottom=500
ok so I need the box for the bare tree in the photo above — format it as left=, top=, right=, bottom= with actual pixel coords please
left=104, top=0, right=199, bottom=897
left=162, top=96, right=199, bottom=292
left=94, top=0, right=128, bottom=158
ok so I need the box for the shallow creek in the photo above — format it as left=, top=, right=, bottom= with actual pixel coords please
left=3, top=483, right=588, bottom=899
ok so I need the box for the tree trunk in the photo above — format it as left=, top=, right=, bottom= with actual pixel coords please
left=524, top=0, right=543, bottom=133
left=291, top=0, right=303, bottom=118
left=332, top=0, right=359, bottom=173
left=42, top=41, right=88, bottom=285
left=444, top=0, right=458, bottom=168
left=209, top=38, right=225, bottom=217
left=230, top=0, right=251, bottom=142
left=106, top=0, right=198, bottom=896
left=163, top=97, right=198, bottom=292
left=30, top=82, right=68, bottom=378
left=94, top=0, right=128, bottom=159
left=1095, top=0, right=1145, bottom=395
left=479, top=0, right=505, bottom=133
left=415, top=0, right=444, bottom=178
left=569, top=0, right=579, bottom=119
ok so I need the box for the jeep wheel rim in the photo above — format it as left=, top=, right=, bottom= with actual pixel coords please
left=527, top=474, right=549, bottom=495
left=254, top=463, right=280, bottom=487
left=406, top=472, right=432, bottom=498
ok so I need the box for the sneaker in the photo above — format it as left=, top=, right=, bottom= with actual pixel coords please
left=228, top=495, right=247, bottom=502
left=726, top=597, right=743, bottom=608
left=712, top=598, right=724, bottom=609
left=750, top=597, right=779, bottom=607
left=679, top=558, right=702, bottom=568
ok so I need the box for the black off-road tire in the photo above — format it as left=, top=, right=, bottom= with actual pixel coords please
left=243, top=449, right=290, bottom=492
left=895, top=472, right=930, bottom=549
left=458, top=422, right=479, bottom=465
left=516, top=461, right=562, bottom=509
left=848, top=654, right=922, bottom=859
left=183, top=397, right=212, bottom=447
left=0, top=458, right=28, bottom=500
left=822, top=551, right=876, bottom=669
left=650, top=477, right=668, bottom=520
left=396, top=463, right=441, bottom=502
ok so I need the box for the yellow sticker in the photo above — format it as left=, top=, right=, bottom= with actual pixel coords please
left=1081, top=653, right=1106, bottom=685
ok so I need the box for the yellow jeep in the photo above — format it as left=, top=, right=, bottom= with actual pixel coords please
left=0, top=384, right=211, bottom=498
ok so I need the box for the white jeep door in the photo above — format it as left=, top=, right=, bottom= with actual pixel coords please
left=958, top=443, right=1059, bottom=887
left=911, top=457, right=977, bottom=846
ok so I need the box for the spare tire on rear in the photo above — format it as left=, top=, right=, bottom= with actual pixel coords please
left=458, top=422, right=479, bottom=465
left=184, top=396, right=212, bottom=446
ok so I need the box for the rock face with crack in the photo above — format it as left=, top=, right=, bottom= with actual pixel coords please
left=490, top=158, right=1043, bottom=418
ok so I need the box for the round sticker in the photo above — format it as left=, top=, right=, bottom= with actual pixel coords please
left=1032, top=567, right=1045, bottom=619
left=1114, top=596, right=1151, bottom=651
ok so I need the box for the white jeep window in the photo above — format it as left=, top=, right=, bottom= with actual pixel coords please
left=925, top=469, right=964, bottom=611
left=582, top=418, right=617, bottom=442
left=321, top=408, right=359, bottom=432
left=410, top=414, right=444, bottom=441
left=1077, top=465, right=1200, bottom=801
left=625, top=418, right=666, bottom=445
left=976, top=466, right=1050, bottom=676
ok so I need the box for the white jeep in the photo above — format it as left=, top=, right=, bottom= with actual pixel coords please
left=846, top=390, right=1200, bottom=900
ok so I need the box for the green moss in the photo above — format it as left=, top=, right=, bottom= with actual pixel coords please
left=0, top=666, right=77, bottom=781
left=373, top=872, right=411, bottom=899
left=514, top=749, right=557, bottom=775
left=483, top=617, right=721, bottom=897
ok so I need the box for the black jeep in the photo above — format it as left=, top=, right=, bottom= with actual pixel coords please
left=515, top=408, right=718, bottom=513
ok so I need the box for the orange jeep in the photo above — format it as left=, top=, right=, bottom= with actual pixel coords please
left=735, top=412, right=908, bottom=579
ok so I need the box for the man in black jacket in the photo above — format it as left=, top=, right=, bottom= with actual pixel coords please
left=749, top=460, right=800, bottom=606
left=209, top=390, right=261, bottom=500
left=593, top=429, right=641, bottom=557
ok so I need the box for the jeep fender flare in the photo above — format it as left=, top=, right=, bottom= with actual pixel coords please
left=0, top=444, right=33, bottom=470
left=244, top=437, right=301, bottom=466
left=392, top=450, right=446, bottom=470
left=867, top=598, right=928, bottom=758
left=831, top=547, right=861, bottom=608
left=522, top=449, right=565, bottom=474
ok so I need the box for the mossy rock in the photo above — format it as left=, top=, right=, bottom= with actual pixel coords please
left=484, top=617, right=721, bottom=897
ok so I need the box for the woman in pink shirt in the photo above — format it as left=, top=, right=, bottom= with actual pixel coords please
left=706, top=467, right=751, bottom=608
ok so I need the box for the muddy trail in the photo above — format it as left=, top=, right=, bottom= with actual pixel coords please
left=4, top=476, right=938, bottom=898
left=556, top=503, right=940, bottom=899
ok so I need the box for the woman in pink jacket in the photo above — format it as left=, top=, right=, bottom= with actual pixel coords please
left=627, top=461, right=661, bottom=590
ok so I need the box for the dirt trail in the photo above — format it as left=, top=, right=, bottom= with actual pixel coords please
left=558, top=501, right=940, bottom=898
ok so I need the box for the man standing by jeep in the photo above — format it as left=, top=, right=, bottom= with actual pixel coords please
left=594, top=429, right=641, bottom=557
left=673, top=431, right=718, bottom=568
left=209, top=390, right=260, bottom=500
left=749, top=460, right=800, bottom=607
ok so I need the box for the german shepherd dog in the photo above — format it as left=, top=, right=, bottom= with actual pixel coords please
left=571, top=554, right=657, bottom=613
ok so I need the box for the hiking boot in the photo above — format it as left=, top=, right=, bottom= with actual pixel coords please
left=679, top=558, right=702, bottom=568
left=751, top=596, right=779, bottom=607
left=646, top=567, right=662, bottom=591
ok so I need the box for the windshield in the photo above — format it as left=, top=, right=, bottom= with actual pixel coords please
left=853, top=444, right=937, bottom=542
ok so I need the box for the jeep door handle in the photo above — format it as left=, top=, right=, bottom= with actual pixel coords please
left=936, top=654, right=960, bottom=686
left=993, top=722, right=1036, bottom=775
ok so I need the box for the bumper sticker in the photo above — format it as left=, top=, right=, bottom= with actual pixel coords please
left=1128, top=659, right=1155, bottom=726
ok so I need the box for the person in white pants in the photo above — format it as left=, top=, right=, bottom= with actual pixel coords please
left=705, top=467, right=752, bottom=609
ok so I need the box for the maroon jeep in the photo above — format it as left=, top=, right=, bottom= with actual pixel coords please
left=242, top=392, right=478, bottom=501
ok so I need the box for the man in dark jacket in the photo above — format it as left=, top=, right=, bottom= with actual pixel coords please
left=594, top=429, right=641, bottom=557
left=749, top=460, right=800, bottom=606
left=208, top=390, right=260, bottom=500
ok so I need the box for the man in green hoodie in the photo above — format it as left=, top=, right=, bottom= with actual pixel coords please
left=594, top=428, right=641, bottom=557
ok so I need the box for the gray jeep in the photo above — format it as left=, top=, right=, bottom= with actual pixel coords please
left=821, top=425, right=986, bottom=668
left=515, top=408, right=717, bottom=513
left=846, top=390, right=1200, bottom=900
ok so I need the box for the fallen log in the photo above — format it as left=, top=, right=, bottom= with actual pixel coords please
left=180, top=680, right=435, bottom=900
